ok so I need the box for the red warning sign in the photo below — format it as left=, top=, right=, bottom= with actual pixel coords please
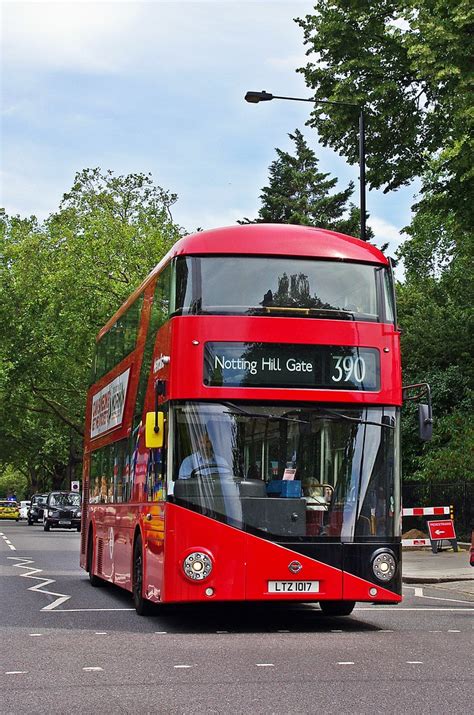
left=428, top=519, right=456, bottom=540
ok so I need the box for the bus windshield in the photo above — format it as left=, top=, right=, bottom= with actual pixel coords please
left=172, top=402, right=400, bottom=541
left=175, top=256, right=384, bottom=320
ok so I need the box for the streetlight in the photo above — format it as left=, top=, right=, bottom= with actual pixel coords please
left=244, top=90, right=366, bottom=242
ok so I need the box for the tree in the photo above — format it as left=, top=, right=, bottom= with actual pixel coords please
left=0, top=169, right=182, bottom=492
left=242, top=129, right=372, bottom=238
left=295, top=2, right=473, bottom=484
left=296, top=1, right=473, bottom=229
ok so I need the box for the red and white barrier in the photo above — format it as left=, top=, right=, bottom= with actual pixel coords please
left=402, top=506, right=450, bottom=517
left=402, top=505, right=455, bottom=548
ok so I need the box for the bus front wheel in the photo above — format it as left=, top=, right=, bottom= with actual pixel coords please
left=319, top=600, right=355, bottom=616
left=133, top=534, right=153, bottom=616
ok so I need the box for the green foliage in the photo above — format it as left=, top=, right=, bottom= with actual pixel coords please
left=241, top=129, right=373, bottom=239
left=296, top=0, right=473, bottom=227
left=295, top=1, right=473, bottom=483
left=0, top=169, right=182, bottom=491
left=0, top=465, right=28, bottom=500
left=404, top=408, right=473, bottom=483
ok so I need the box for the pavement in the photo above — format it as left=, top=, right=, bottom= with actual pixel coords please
left=402, top=547, right=474, bottom=585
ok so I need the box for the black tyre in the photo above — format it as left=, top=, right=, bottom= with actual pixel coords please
left=43, top=520, right=50, bottom=532
left=319, top=600, right=355, bottom=617
left=77, top=525, right=81, bottom=532
left=133, top=534, right=153, bottom=616
left=87, top=530, right=103, bottom=587
left=27, top=518, right=33, bottom=526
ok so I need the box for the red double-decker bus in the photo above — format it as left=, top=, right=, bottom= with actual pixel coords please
left=80, top=223, right=403, bottom=616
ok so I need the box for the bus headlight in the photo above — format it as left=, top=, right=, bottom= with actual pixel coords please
left=372, top=550, right=397, bottom=582
left=183, top=552, right=213, bottom=581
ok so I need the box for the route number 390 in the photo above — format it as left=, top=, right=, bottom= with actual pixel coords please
left=332, top=355, right=366, bottom=383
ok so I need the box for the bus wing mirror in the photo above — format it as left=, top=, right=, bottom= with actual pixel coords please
left=418, top=404, right=433, bottom=442
left=145, top=411, right=165, bottom=449
left=403, top=382, right=433, bottom=442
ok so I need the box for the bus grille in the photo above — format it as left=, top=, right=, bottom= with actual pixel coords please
left=80, top=488, right=89, bottom=556
left=97, top=538, right=104, bottom=574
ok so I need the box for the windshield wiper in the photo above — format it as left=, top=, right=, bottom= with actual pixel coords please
left=222, top=402, right=394, bottom=430
left=222, top=402, right=310, bottom=425
left=313, top=407, right=395, bottom=429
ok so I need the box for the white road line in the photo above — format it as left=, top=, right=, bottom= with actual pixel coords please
left=338, top=662, right=354, bottom=665
left=6, top=671, right=28, bottom=675
left=406, top=585, right=473, bottom=605
left=277, top=629, right=290, bottom=633
left=355, top=607, right=474, bottom=611
left=154, top=631, right=168, bottom=634
left=407, top=661, right=423, bottom=664
left=8, top=556, right=71, bottom=610
left=95, top=632, right=107, bottom=635
left=174, top=665, right=193, bottom=669
left=45, top=608, right=135, bottom=612
left=448, top=629, right=461, bottom=633
left=331, top=629, right=343, bottom=633
left=256, top=663, right=274, bottom=667
left=83, top=667, right=103, bottom=672
left=29, top=634, right=42, bottom=637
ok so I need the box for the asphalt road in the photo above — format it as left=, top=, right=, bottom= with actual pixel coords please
left=1, top=521, right=473, bottom=714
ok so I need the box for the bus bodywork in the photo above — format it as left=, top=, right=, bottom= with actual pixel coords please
left=81, top=224, right=402, bottom=614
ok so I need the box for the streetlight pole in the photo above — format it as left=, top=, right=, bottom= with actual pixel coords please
left=244, top=90, right=366, bottom=242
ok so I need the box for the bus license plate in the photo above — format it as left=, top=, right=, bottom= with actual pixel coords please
left=268, top=581, right=319, bottom=593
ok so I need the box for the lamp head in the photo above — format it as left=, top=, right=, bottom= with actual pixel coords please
left=244, top=90, right=274, bottom=103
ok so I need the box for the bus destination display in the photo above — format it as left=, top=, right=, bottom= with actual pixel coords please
left=204, top=342, right=380, bottom=391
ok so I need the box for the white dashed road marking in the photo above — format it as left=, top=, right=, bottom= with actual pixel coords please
left=174, top=665, right=193, bottom=669
left=337, top=662, right=355, bottom=665
left=6, top=671, right=28, bottom=675
left=0, top=533, right=16, bottom=551
left=83, top=667, right=103, bottom=672
left=256, top=663, right=274, bottom=667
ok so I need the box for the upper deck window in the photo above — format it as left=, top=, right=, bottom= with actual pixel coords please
left=175, top=256, right=387, bottom=321
left=92, top=294, right=143, bottom=382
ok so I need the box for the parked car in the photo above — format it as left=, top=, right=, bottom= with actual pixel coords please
left=0, top=500, right=20, bottom=521
left=19, top=500, right=31, bottom=520
left=43, top=491, right=81, bottom=532
left=27, top=493, right=48, bottom=525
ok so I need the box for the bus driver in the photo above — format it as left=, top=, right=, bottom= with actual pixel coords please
left=178, top=427, right=230, bottom=479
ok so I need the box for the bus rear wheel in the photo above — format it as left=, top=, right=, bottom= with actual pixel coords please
left=319, top=600, right=355, bottom=616
left=133, top=534, right=153, bottom=616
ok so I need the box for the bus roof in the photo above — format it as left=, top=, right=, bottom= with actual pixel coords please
left=98, top=224, right=389, bottom=340
left=169, top=224, right=388, bottom=263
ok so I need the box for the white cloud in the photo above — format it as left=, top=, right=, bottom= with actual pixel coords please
left=370, top=216, right=404, bottom=249
left=2, top=1, right=142, bottom=73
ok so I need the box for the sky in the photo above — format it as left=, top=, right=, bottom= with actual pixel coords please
left=1, top=0, right=419, bottom=261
